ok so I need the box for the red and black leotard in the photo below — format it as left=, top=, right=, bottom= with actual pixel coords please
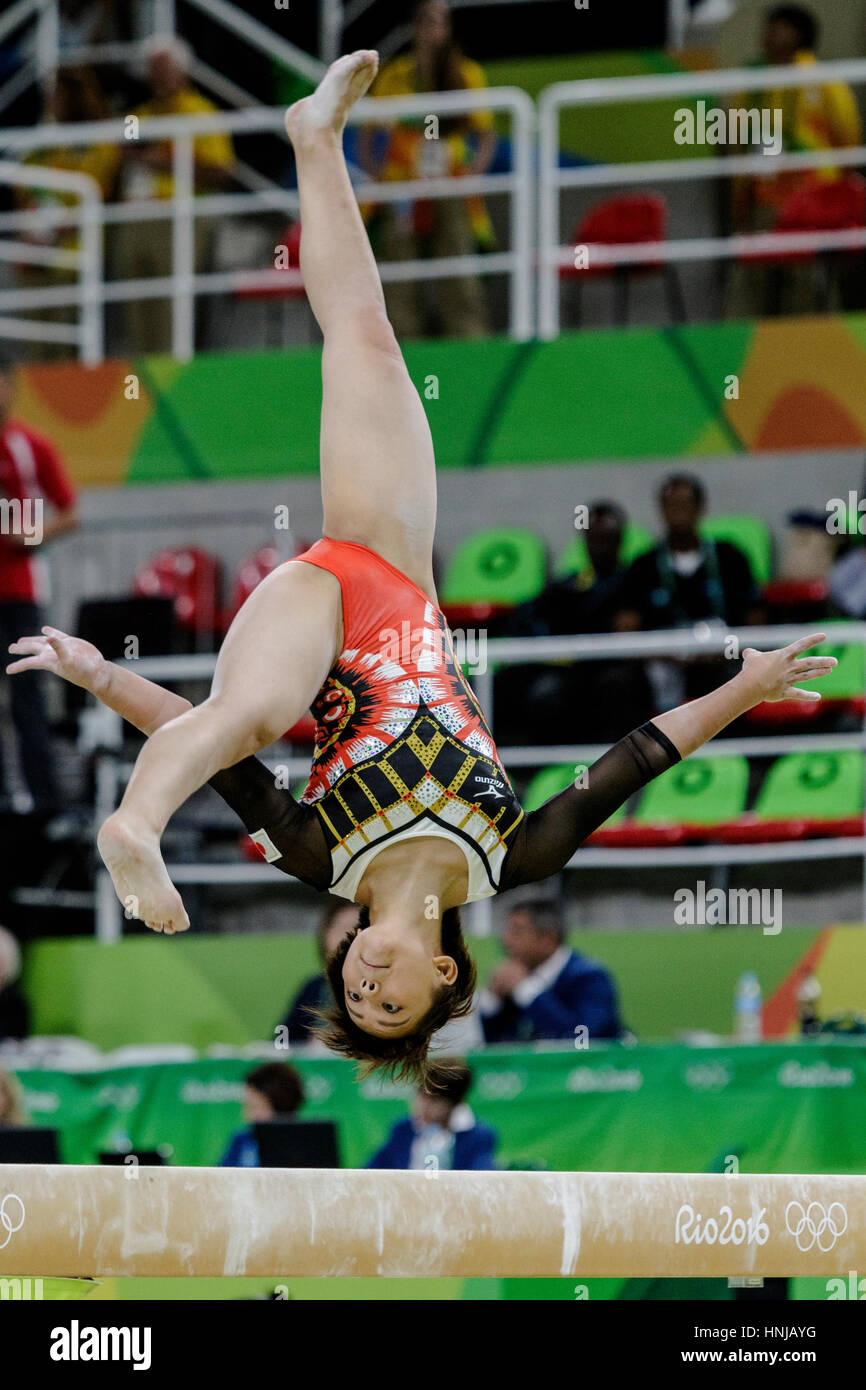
left=210, top=539, right=681, bottom=899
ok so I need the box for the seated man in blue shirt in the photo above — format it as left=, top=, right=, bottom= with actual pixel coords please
left=367, top=1060, right=497, bottom=1171
left=480, top=900, right=623, bottom=1044
left=219, top=1062, right=304, bottom=1167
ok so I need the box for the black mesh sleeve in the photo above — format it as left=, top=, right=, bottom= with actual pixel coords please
left=499, top=721, right=681, bottom=890
left=208, top=757, right=331, bottom=892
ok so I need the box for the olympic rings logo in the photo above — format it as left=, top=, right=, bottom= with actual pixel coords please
left=785, top=1200, right=848, bottom=1252
left=0, top=1193, right=25, bottom=1250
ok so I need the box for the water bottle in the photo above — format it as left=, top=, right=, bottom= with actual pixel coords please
left=734, top=971, right=763, bottom=1043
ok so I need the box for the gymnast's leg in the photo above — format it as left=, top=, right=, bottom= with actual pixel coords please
left=96, top=52, right=439, bottom=931
left=287, top=51, right=438, bottom=597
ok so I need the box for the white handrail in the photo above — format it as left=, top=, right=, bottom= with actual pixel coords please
left=541, top=58, right=866, bottom=105
left=182, top=0, right=325, bottom=86
left=0, top=0, right=38, bottom=47
left=0, top=159, right=103, bottom=362
left=0, top=88, right=535, bottom=356
left=538, top=58, right=866, bottom=339
left=0, top=0, right=322, bottom=113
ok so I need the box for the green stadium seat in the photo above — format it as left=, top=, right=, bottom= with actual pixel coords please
left=521, top=763, right=627, bottom=838
left=699, top=514, right=772, bottom=586
left=522, top=762, right=579, bottom=813
left=745, top=641, right=865, bottom=727
left=555, top=521, right=655, bottom=579
left=810, top=643, right=866, bottom=707
left=720, top=750, right=864, bottom=843
left=590, top=755, right=748, bottom=847
left=634, top=755, right=750, bottom=837
left=440, top=527, right=547, bottom=625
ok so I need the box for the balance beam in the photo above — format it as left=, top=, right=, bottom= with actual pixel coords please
left=1, top=1166, right=863, bottom=1279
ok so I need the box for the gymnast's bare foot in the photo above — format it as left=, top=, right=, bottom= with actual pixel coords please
left=284, top=49, right=379, bottom=145
left=97, top=815, right=190, bottom=935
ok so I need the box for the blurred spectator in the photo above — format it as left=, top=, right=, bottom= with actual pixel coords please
left=617, top=476, right=762, bottom=632
left=0, top=357, right=79, bottom=814
left=480, top=900, right=623, bottom=1044
left=778, top=509, right=838, bottom=584
left=727, top=5, right=862, bottom=316
left=279, top=899, right=358, bottom=1044
left=367, top=1060, right=497, bottom=1170
left=0, top=927, right=29, bottom=1042
left=116, top=35, right=234, bottom=353
left=511, top=503, right=629, bottom=637
left=358, top=0, right=496, bottom=339
left=497, top=502, right=653, bottom=743
left=830, top=542, right=866, bottom=617
left=616, top=474, right=762, bottom=705
left=219, top=1062, right=304, bottom=1167
left=0, top=1066, right=27, bottom=1124
left=16, top=67, right=119, bottom=361
left=58, top=0, right=120, bottom=51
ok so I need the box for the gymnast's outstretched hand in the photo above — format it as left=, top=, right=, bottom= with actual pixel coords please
left=740, top=632, right=837, bottom=703
left=7, top=625, right=192, bottom=936
left=652, top=633, right=837, bottom=761
left=6, top=625, right=106, bottom=690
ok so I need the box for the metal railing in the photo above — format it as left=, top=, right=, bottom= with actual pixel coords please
left=0, top=86, right=535, bottom=357
left=4, top=57, right=866, bottom=353
left=89, top=621, right=866, bottom=942
left=538, top=58, right=866, bottom=339
left=0, top=157, right=102, bottom=358
left=0, top=0, right=324, bottom=120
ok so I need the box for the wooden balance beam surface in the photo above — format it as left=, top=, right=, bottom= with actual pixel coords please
left=1, top=1166, right=863, bottom=1279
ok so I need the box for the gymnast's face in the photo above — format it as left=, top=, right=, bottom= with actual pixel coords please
left=342, top=922, right=457, bottom=1038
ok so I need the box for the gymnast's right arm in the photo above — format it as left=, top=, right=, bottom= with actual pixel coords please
left=5, top=627, right=330, bottom=888
left=500, top=633, right=838, bottom=889
left=500, top=721, right=681, bottom=889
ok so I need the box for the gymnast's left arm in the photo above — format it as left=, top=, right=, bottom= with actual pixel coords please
left=500, top=633, right=836, bottom=887
left=5, top=625, right=192, bottom=735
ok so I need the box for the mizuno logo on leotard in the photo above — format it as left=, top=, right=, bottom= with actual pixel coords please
left=474, top=776, right=505, bottom=800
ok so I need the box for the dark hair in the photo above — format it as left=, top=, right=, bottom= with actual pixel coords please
left=313, top=904, right=476, bottom=1091
left=245, top=1062, right=304, bottom=1115
left=659, top=472, right=706, bottom=510
left=421, top=1057, right=472, bottom=1106
left=412, top=0, right=471, bottom=134
left=50, top=65, right=110, bottom=123
left=588, top=501, right=626, bottom=529
left=766, top=5, right=818, bottom=51
left=315, top=897, right=356, bottom=965
left=510, top=898, right=566, bottom=945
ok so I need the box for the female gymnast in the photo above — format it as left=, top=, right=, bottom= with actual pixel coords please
left=8, top=51, right=836, bottom=1086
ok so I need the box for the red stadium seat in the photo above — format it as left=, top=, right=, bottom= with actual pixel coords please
left=234, top=223, right=312, bottom=346
left=226, top=544, right=283, bottom=625
left=561, top=193, right=685, bottom=324
left=235, top=222, right=305, bottom=302
left=739, top=174, right=866, bottom=308
left=133, top=547, right=222, bottom=643
left=225, top=544, right=316, bottom=743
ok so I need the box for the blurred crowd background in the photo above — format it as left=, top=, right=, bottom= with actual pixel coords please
left=0, top=1, right=865, bottom=1304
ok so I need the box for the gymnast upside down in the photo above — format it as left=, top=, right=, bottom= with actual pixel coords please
left=8, top=51, right=837, bottom=1086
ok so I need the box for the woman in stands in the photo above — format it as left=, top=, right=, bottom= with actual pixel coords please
left=8, top=52, right=836, bottom=1087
